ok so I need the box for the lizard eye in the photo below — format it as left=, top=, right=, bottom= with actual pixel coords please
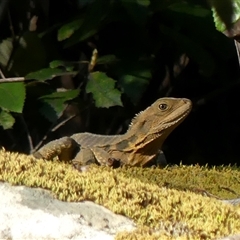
left=159, top=103, right=168, bottom=111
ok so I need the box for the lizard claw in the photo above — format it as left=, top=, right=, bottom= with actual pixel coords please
left=107, top=158, right=121, bottom=168
left=72, top=162, right=91, bottom=172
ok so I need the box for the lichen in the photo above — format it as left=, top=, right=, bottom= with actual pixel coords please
left=0, top=149, right=239, bottom=239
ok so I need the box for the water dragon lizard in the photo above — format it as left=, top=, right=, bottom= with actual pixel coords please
left=33, top=97, right=192, bottom=168
left=33, top=98, right=240, bottom=205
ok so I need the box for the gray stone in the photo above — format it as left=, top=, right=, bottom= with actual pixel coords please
left=0, top=182, right=135, bottom=239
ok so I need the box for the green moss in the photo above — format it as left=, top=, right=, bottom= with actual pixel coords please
left=0, top=149, right=239, bottom=239
left=117, top=164, right=240, bottom=200
left=115, top=226, right=200, bottom=240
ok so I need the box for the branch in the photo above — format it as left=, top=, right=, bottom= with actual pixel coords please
left=0, top=77, right=25, bottom=83
left=7, top=8, right=15, bottom=38
left=0, top=68, right=5, bottom=79
left=0, top=71, right=78, bottom=83
left=19, top=114, right=34, bottom=153
left=51, top=114, right=77, bottom=132
left=32, top=114, right=77, bottom=153
left=49, top=71, right=78, bottom=78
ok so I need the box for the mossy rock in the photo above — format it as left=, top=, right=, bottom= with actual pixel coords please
left=0, top=149, right=239, bottom=239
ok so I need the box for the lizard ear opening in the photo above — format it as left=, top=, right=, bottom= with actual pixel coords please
left=158, top=103, right=168, bottom=111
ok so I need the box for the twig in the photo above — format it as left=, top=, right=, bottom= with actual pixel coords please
left=0, top=68, right=5, bottom=79
left=0, top=71, right=78, bottom=83
left=196, top=78, right=240, bottom=106
left=88, top=49, right=98, bottom=72
left=51, top=114, right=77, bottom=132
left=29, top=15, right=38, bottom=32
left=220, top=187, right=239, bottom=196
left=234, top=40, right=240, bottom=68
left=32, top=114, right=76, bottom=153
left=0, top=77, right=25, bottom=82
left=7, top=9, right=15, bottom=39
left=192, top=188, right=221, bottom=200
left=50, top=71, right=78, bottom=78
left=19, top=114, right=34, bottom=153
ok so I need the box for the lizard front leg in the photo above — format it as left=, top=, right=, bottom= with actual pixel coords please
left=72, top=147, right=120, bottom=171
left=155, top=150, right=167, bottom=167
left=33, top=137, right=79, bottom=162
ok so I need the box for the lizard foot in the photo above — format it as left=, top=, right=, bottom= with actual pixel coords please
left=107, top=158, right=121, bottom=168
left=72, top=158, right=121, bottom=172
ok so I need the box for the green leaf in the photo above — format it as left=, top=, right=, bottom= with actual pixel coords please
left=210, top=0, right=240, bottom=32
left=58, top=19, right=84, bottom=41
left=49, top=60, right=74, bottom=71
left=0, top=110, right=15, bottom=129
left=112, top=58, right=152, bottom=104
left=168, top=3, right=210, bottom=17
left=39, top=103, right=58, bottom=123
left=96, top=55, right=118, bottom=65
left=25, top=68, right=64, bottom=81
left=49, top=60, right=66, bottom=68
left=150, top=0, right=179, bottom=12
left=64, top=0, right=112, bottom=48
left=8, top=31, right=46, bottom=76
left=0, top=82, right=25, bottom=113
left=39, top=89, right=80, bottom=122
left=0, top=38, right=13, bottom=67
left=136, top=0, right=150, bottom=7
left=86, top=72, right=122, bottom=108
left=40, top=89, right=80, bottom=102
left=121, top=0, right=149, bottom=26
left=119, top=71, right=150, bottom=105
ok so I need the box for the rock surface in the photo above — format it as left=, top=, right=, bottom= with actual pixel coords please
left=0, top=182, right=135, bottom=239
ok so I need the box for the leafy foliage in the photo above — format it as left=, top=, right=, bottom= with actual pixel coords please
left=210, top=0, right=240, bottom=32
left=39, top=89, right=80, bottom=122
left=0, top=110, right=15, bottom=130
left=49, top=60, right=74, bottom=71
left=0, top=82, right=25, bottom=113
left=0, top=38, right=13, bottom=67
left=86, top=72, right=122, bottom=108
left=57, top=19, right=84, bottom=41
left=25, top=68, right=64, bottom=81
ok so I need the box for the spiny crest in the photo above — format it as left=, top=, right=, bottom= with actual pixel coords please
left=128, top=106, right=150, bottom=129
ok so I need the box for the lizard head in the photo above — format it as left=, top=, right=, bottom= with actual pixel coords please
left=127, top=97, right=192, bottom=150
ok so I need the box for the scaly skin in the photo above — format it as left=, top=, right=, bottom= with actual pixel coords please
left=33, top=98, right=192, bottom=168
